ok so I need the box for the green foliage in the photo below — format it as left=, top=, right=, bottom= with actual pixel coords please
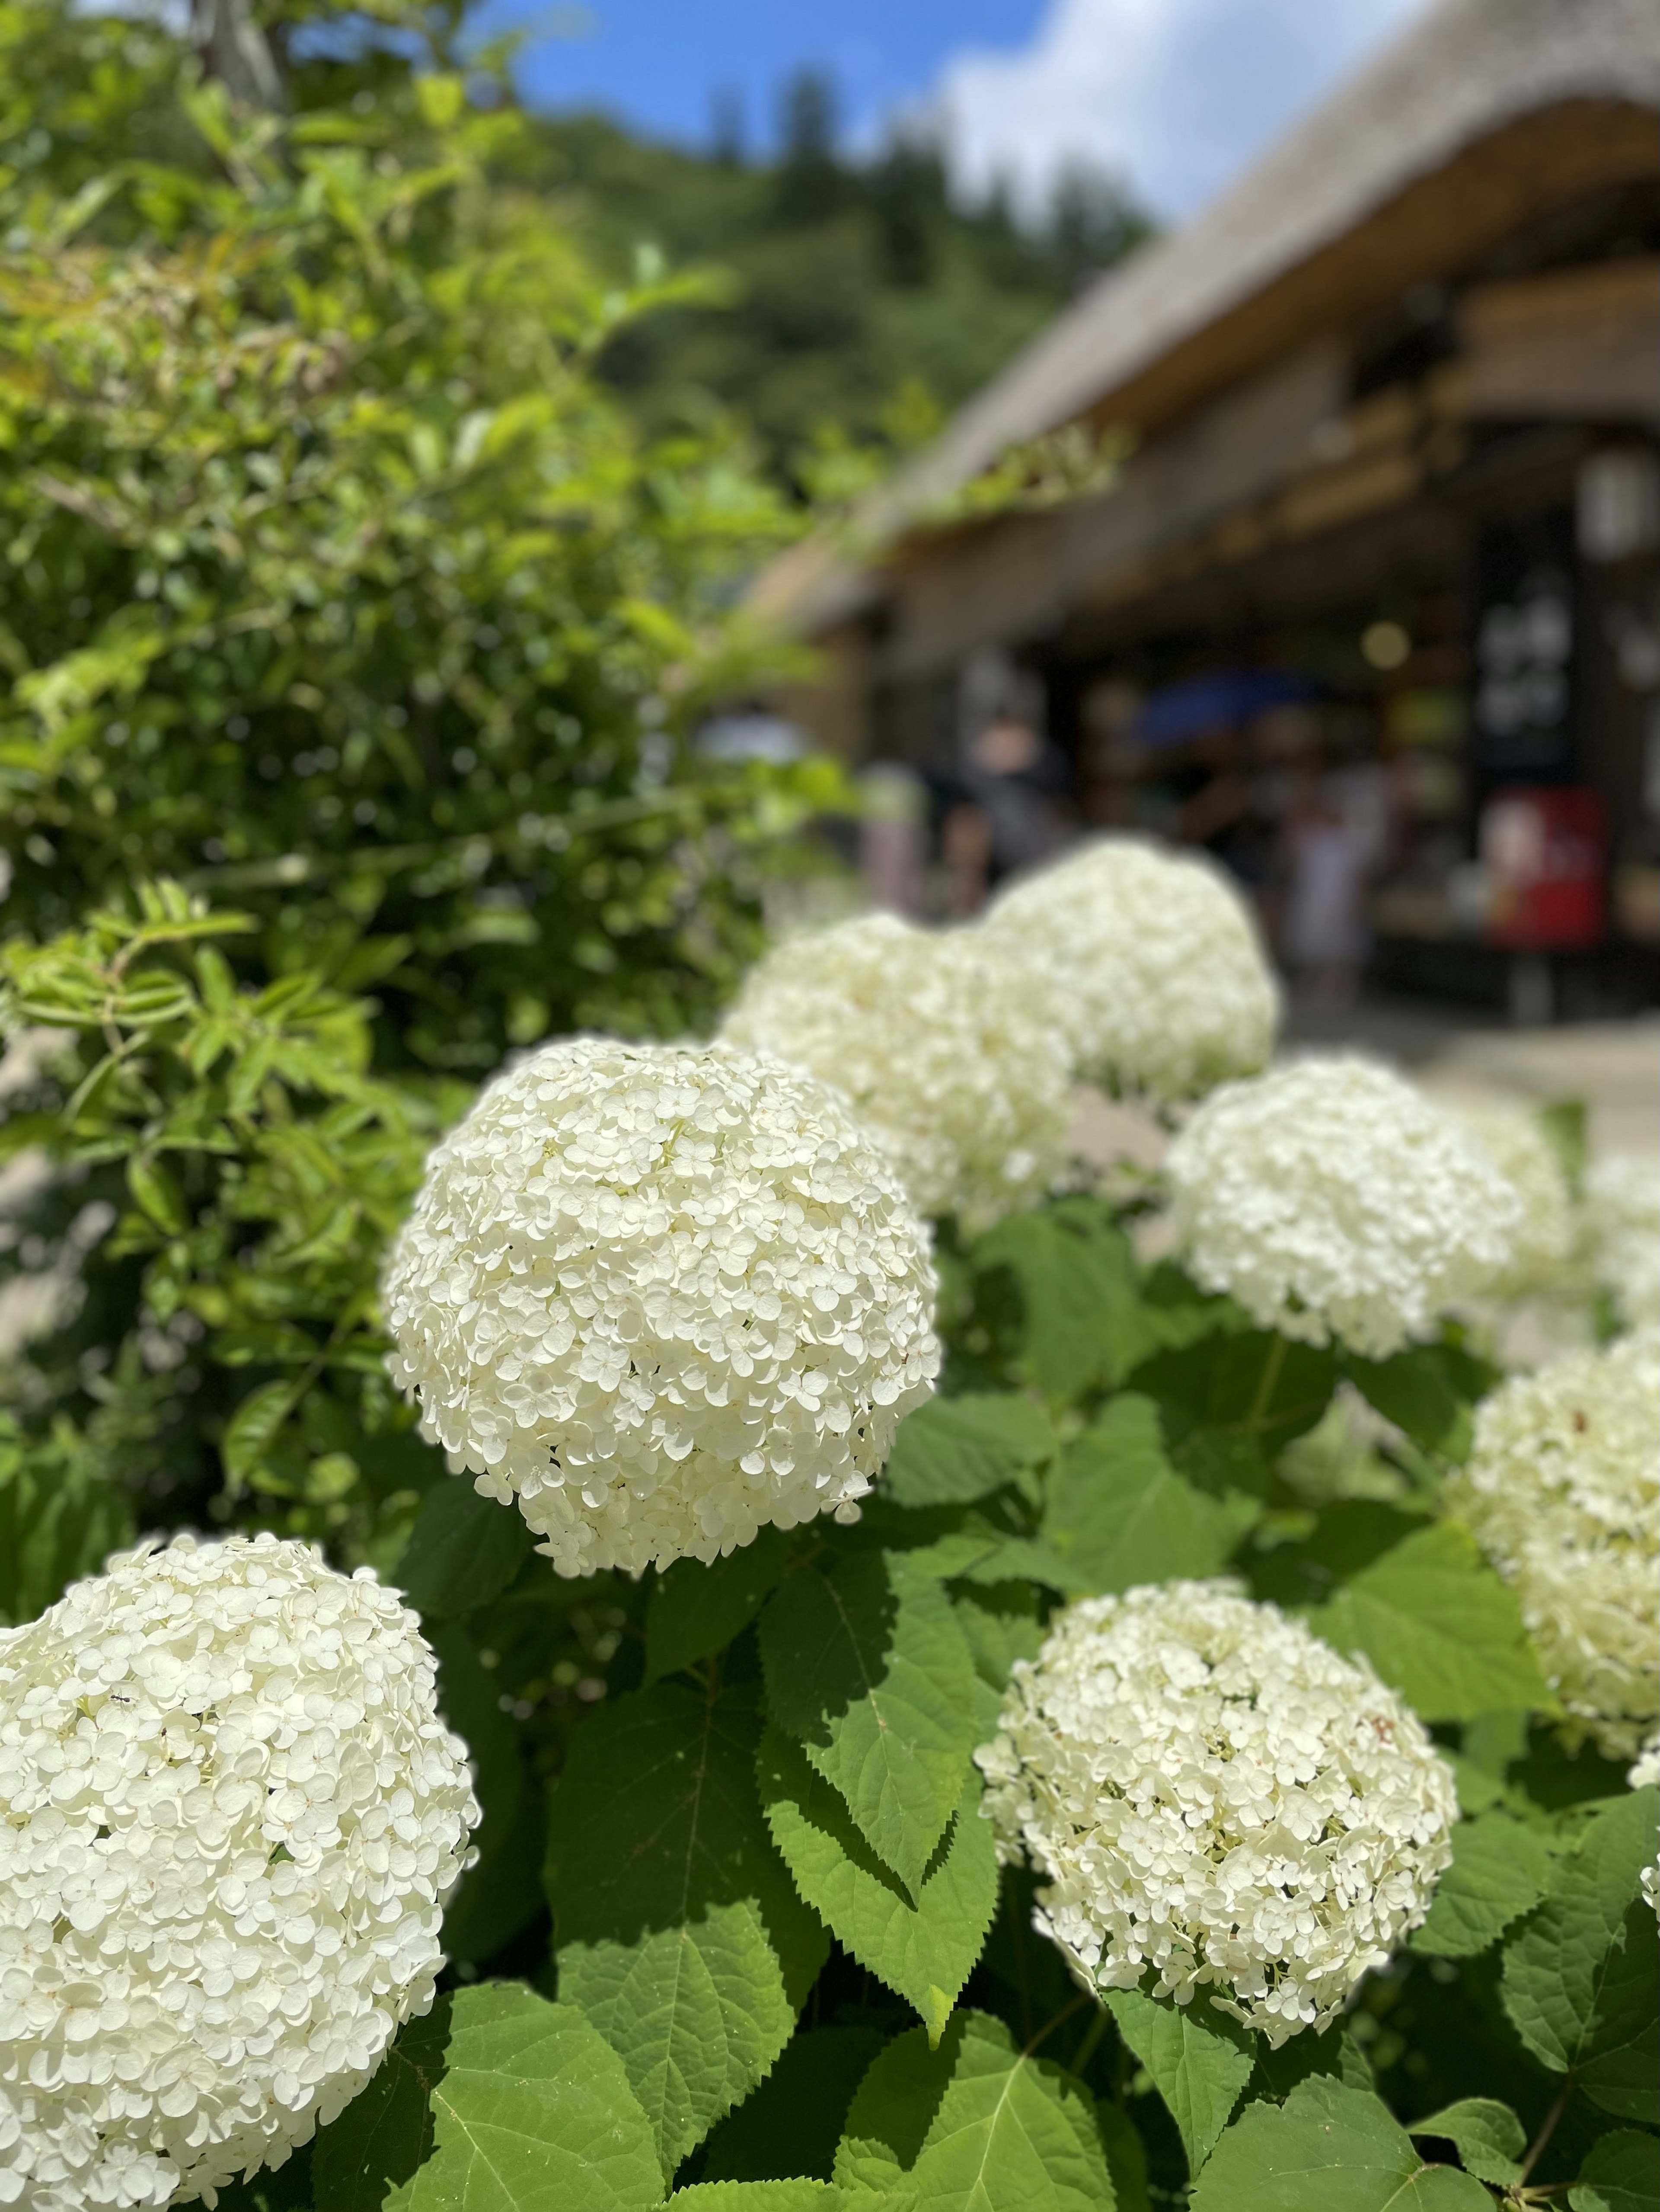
left=1310, top=1520, right=1553, bottom=1722
left=835, top=2010, right=1115, bottom=2208
left=0, top=0, right=838, bottom=1559
left=1041, top=1395, right=1258, bottom=1593
left=533, top=101, right=1152, bottom=471
left=1190, top=2077, right=1492, bottom=2209
left=1409, top=2101, right=1526, bottom=2190
left=1571, top=2131, right=1660, bottom=2212
left=546, top=1684, right=827, bottom=2175
left=312, top=1983, right=664, bottom=2211
left=1501, top=1790, right=1660, bottom=2120
left=759, top=1730, right=998, bottom=2044
left=1103, top=1988, right=1254, bottom=2173
left=1412, top=1812, right=1556, bottom=1958
left=758, top=1550, right=979, bottom=1896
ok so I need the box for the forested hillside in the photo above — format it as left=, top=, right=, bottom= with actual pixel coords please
left=519, top=75, right=1154, bottom=468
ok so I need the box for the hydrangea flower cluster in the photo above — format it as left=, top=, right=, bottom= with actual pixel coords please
left=976, top=1582, right=1455, bottom=2045
left=1459, top=1107, right=1574, bottom=1299
left=1449, top=1331, right=1660, bottom=1760
left=718, top=913, right=1073, bottom=1229
left=1165, top=1056, right=1519, bottom=1357
left=0, top=1534, right=478, bottom=2209
left=1583, top=1154, right=1660, bottom=1330
left=980, top=835, right=1279, bottom=1101
left=383, top=1038, right=940, bottom=1576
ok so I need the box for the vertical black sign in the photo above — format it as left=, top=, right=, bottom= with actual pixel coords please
left=1469, top=510, right=1577, bottom=780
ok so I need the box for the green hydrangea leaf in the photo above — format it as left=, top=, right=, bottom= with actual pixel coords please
left=669, top=2187, right=835, bottom=2209
left=1408, top=2098, right=1525, bottom=2187
left=311, top=1983, right=662, bottom=2212
left=759, top=1550, right=979, bottom=1893
left=1043, top=1395, right=1257, bottom=1595
left=971, top=1201, right=1144, bottom=1400
left=952, top=1582, right=1046, bottom=1694
left=1501, top=1787, right=1660, bottom=2117
left=759, top=1726, right=997, bottom=2043
left=547, top=1683, right=828, bottom=2177
left=700, top=2025, right=886, bottom=2185
left=1103, top=1987, right=1254, bottom=2176
left=1137, top=1332, right=1338, bottom=1456
left=645, top=1526, right=797, bottom=1684
left=834, top=2010, right=1114, bottom=2208
left=1343, top=1344, right=1494, bottom=1460
left=1571, top=2129, right=1660, bottom=2212
left=1309, top=1520, right=1552, bottom=1722
left=883, top=1392, right=1057, bottom=1509
left=1411, top=1811, right=1555, bottom=1958
left=393, top=1478, right=535, bottom=1621
left=1190, top=2076, right=1492, bottom=2209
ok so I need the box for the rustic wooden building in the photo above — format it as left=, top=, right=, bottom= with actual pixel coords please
left=756, top=0, right=1660, bottom=1007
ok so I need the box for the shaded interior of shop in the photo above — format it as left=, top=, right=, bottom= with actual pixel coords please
left=817, top=155, right=1660, bottom=1017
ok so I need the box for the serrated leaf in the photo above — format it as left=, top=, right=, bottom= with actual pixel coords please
left=311, top=1982, right=662, bottom=2212
left=547, top=1683, right=827, bottom=2177
left=1103, top=1987, right=1253, bottom=2176
left=1411, top=1812, right=1554, bottom=1957
left=1190, top=2076, right=1492, bottom=2210
left=952, top=1583, right=1045, bottom=1694
left=1571, top=2130, right=1660, bottom=2212
left=759, top=1551, right=978, bottom=1894
left=1501, top=1787, right=1660, bottom=2115
left=883, top=1392, right=1057, bottom=1509
left=645, top=1525, right=795, bottom=1684
left=973, top=1202, right=1143, bottom=1400
left=670, top=2184, right=834, bottom=2209
left=395, top=1478, right=536, bottom=1620
left=1310, top=1520, right=1551, bottom=1722
left=1409, top=2099, right=1524, bottom=2187
left=1344, top=1344, right=1492, bottom=1459
left=759, top=1726, right=997, bottom=2044
left=834, top=2009, right=1114, bottom=2208
left=701, top=2025, right=886, bottom=2184
left=1043, top=1396, right=1257, bottom=1596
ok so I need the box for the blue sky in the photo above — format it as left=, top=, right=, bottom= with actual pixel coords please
left=488, top=0, right=1431, bottom=220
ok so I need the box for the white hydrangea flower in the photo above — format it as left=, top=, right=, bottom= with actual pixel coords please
left=1165, top=1056, right=1520, bottom=1357
left=1583, top=1155, right=1660, bottom=1330
left=976, top=1582, right=1455, bottom=2046
left=1449, top=1331, right=1660, bottom=1761
left=980, top=834, right=1279, bottom=1101
left=1459, top=1108, right=1574, bottom=1299
left=718, top=913, right=1072, bottom=1229
left=0, top=1534, right=478, bottom=2210
left=383, top=1038, right=940, bottom=1577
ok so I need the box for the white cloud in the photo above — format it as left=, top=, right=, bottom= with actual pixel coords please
left=932, top=0, right=1432, bottom=221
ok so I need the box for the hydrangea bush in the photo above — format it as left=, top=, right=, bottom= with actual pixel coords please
left=3, top=844, right=1654, bottom=2212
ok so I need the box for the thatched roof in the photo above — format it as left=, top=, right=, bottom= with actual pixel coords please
left=755, top=0, right=1660, bottom=635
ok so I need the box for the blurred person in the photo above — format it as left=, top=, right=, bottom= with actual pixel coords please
left=1281, top=773, right=1371, bottom=1003
left=944, top=703, right=1075, bottom=910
